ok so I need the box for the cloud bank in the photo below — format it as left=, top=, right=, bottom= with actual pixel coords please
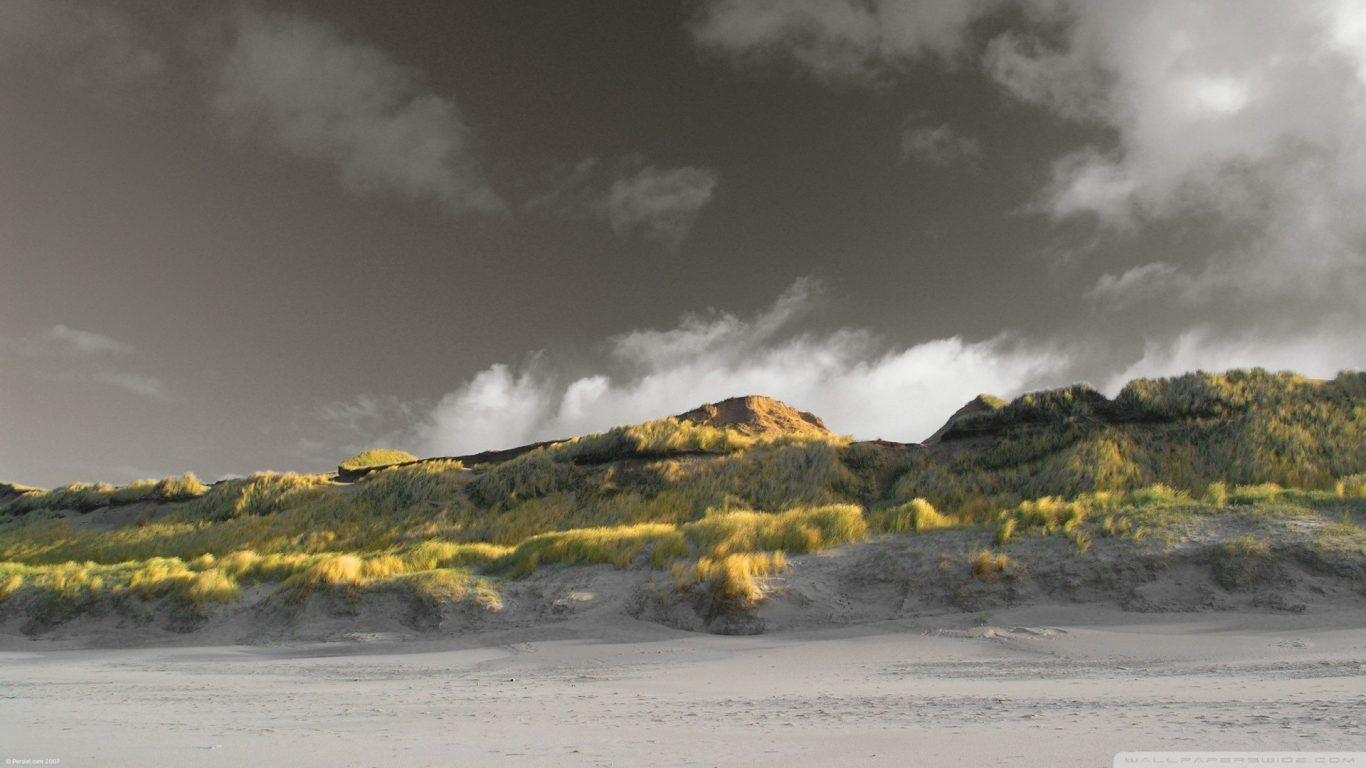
left=414, top=279, right=1067, bottom=454
left=694, top=0, right=1366, bottom=305
left=213, top=10, right=503, bottom=213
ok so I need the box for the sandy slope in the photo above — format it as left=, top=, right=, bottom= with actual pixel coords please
left=3, top=607, right=1365, bottom=767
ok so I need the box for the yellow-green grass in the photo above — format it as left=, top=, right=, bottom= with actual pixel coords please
left=970, top=549, right=1014, bottom=582
left=675, top=552, right=788, bottom=609
left=491, top=504, right=868, bottom=576
left=1, top=370, right=1362, bottom=625
left=983, top=482, right=1365, bottom=552
left=1211, top=535, right=1276, bottom=589
left=870, top=498, right=959, bottom=534
left=0, top=505, right=865, bottom=616
left=3, top=473, right=210, bottom=514
left=550, top=416, right=847, bottom=466
left=896, top=370, right=1365, bottom=515
left=339, top=449, right=418, bottom=473
left=0, top=540, right=508, bottom=614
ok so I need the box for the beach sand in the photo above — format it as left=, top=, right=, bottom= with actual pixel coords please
left=4, top=606, right=1364, bottom=767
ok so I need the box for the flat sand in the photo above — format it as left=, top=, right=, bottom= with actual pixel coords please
left=3, top=606, right=1365, bottom=767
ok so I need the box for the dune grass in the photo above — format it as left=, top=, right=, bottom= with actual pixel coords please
left=970, top=549, right=1014, bottom=582
left=3, top=473, right=210, bottom=515
left=897, top=370, right=1364, bottom=515
left=870, top=498, right=958, bottom=534
left=339, top=449, right=418, bottom=473
left=0, top=504, right=864, bottom=617
left=1212, top=536, right=1276, bottom=589
left=1, top=370, right=1363, bottom=625
left=676, top=552, right=788, bottom=611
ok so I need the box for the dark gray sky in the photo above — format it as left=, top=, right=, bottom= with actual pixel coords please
left=3, top=0, right=1364, bottom=486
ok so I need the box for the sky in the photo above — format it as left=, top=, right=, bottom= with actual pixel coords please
left=2, top=0, right=1364, bottom=486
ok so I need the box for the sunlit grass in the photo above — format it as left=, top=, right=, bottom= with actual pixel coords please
left=871, top=498, right=959, bottom=534
left=970, top=549, right=1014, bottom=582
left=676, top=551, right=788, bottom=610
left=3, top=473, right=210, bottom=514
left=0, top=369, right=1362, bottom=627
left=339, top=449, right=418, bottom=473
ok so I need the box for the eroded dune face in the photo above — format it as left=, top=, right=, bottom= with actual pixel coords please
left=0, top=370, right=1363, bottom=646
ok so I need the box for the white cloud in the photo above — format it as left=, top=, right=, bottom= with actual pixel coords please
left=1104, top=324, right=1366, bottom=395
left=421, top=361, right=555, bottom=456
left=692, top=0, right=1366, bottom=305
left=45, top=324, right=135, bottom=355
left=1086, top=261, right=1179, bottom=307
left=317, top=394, right=418, bottom=437
left=1, top=325, right=135, bottom=357
left=92, top=371, right=165, bottom=399
left=415, top=280, right=1066, bottom=454
left=528, top=159, right=719, bottom=250
left=992, top=0, right=1366, bottom=298
left=690, top=0, right=997, bottom=82
left=0, top=0, right=163, bottom=96
left=213, top=10, right=502, bottom=213
left=900, top=122, right=981, bottom=164
left=606, top=166, right=719, bottom=250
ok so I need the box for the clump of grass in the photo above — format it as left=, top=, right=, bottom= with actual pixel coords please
left=339, top=449, right=418, bottom=473
left=993, top=517, right=1017, bottom=545
left=873, top=498, right=958, bottom=534
left=1335, top=474, right=1366, bottom=499
left=490, top=504, right=867, bottom=577
left=2, top=474, right=210, bottom=514
left=0, top=573, right=23, bottom=602
left=1203, top=482, right=1229, bottom=506
left=681, top=505, right=868, bottom=558
left=1128, top=484, right=1188, bottom=507
left=1229, top=483, right=1286, bottom=505
left=1099, top=515, right=1135, bottom=538
left=400, top=540, right=511, bottom=571
left=385, top=569, right=503, bottom=612
left=1212, top=535, right=1276, bottom=589
left=969, top=549, right=1013, bottom=583
left=184, top=472, right=334, bottom=521
left=494, top=524, right=682, bottom=577
left=676, top=551, right=788, bottom=611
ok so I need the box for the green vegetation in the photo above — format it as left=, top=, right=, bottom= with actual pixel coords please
left=5, top=473, right=210, bottom=515
left=896, top=370, right=1364, bottom=516
left=870, top=498, right=959, bottom=534
left=0, top=369, right=1362, bottom=626
left=339, top=449, right=418, bottom=473
left=970, top=549, right=1013, bottom=582
left=1212, top=536, right=1277, bottom=589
